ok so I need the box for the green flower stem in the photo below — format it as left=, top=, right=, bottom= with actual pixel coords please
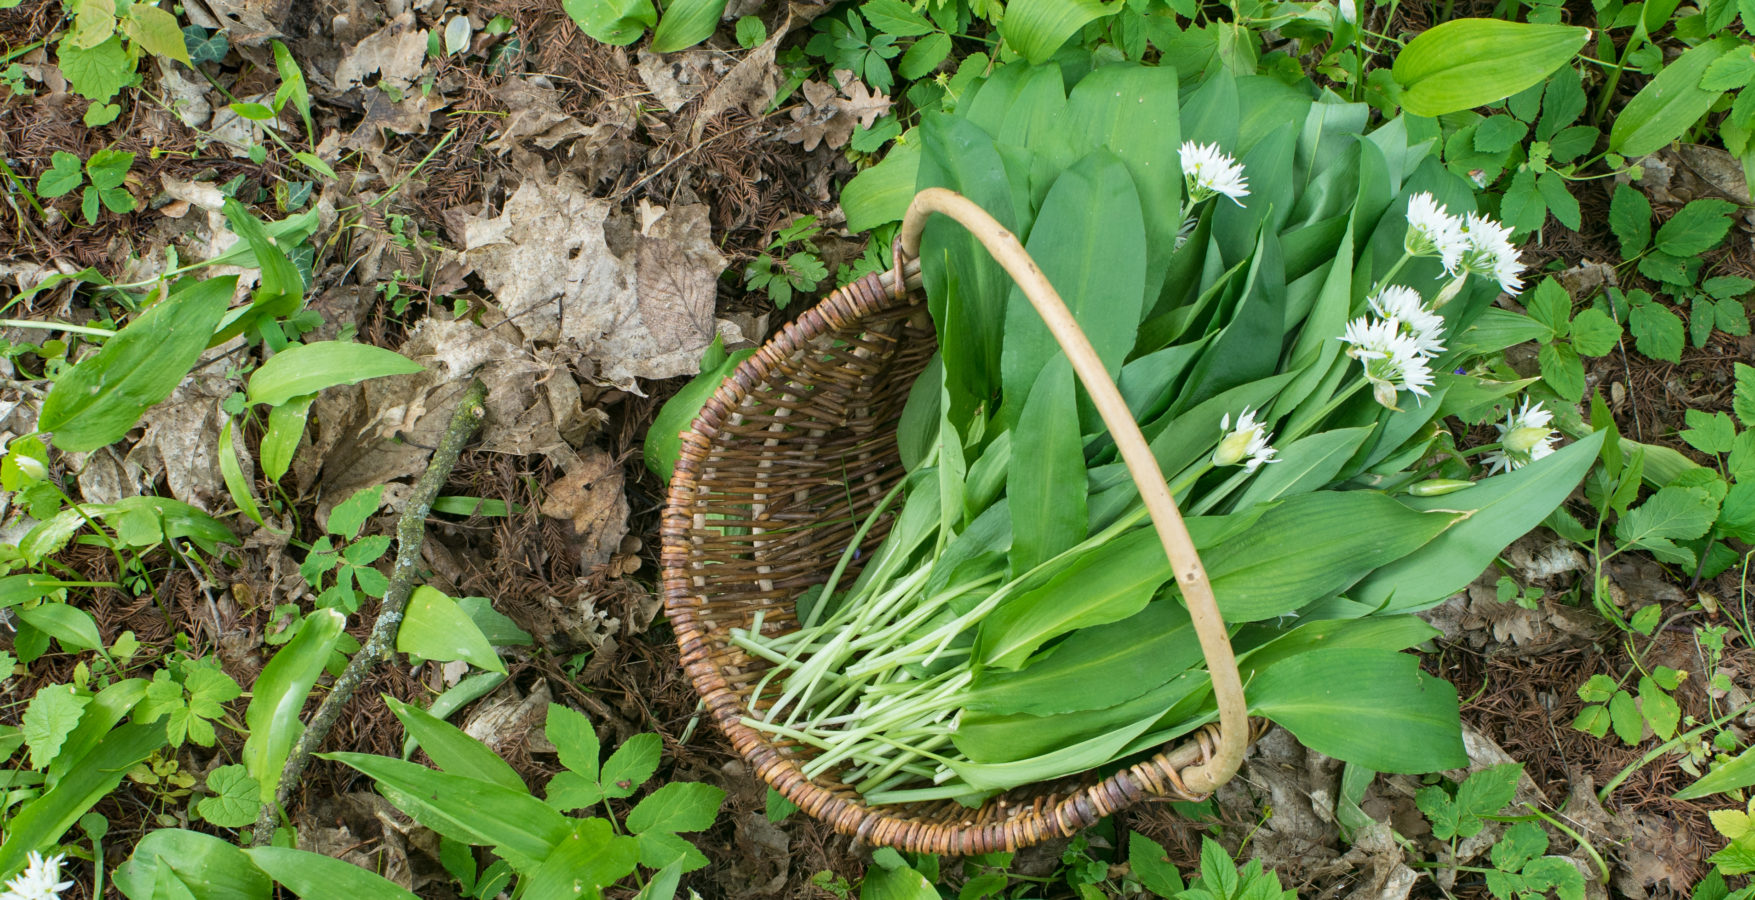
left=0, top=318, right=116, bottom=338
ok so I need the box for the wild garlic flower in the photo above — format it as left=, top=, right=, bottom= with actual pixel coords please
left=1458, top=213, right=1525, bottom=295
left=1, top=852, right=73, bottom=900
left=1404, top=192, right=1465, bottom=274
left=1180, top=142, right=1250, bottom=206
left=1341, top=316, right=1435, bottom=410
left=1213, top=407, right=1279, bottom=473
left=1368, top=285, right=1447, bottom=357
left=1483, top=399, right=1558, bottom=475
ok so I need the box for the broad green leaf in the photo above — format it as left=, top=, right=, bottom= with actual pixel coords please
left=638, top=829, right=709, bottom=874
left=520, top=819, right=639, bottom=898
left=1352, top=430, right=1604, bottom=613
left=244, top=847, right=419, bottom=900
left=1735, top=363, right=1755, bottom=428
left=1252, top=647, right=1469, bottom=773
left=22, top=684, right=89, bottom=770
left=1611, top=37, right=1742, bottom=156
left=39, top=276, right=234, bottom=452
left=399, top=672, right=506, bottom=760
left=1007, top=360, right=1087, bottom=580
left=1616, top=485, right=1717, bottom=564
left=1538, top=341, right=1585, bottom=402
left=247, top=341, right=423, bottom=407
left=384, top=696, right=524, bottom=791
left=1000, top=0, right=1119, bottom=64
left=36, top=152, right=83, bottom=198
left=261, top=394, right=314, bottom=484
left=46, top=677, right=146, bottom=788
left=860, top=858, right=938, bottom=900
left=112, top=829, right=272, bottom=900
left=1683, top=410, right=1737, bottom=455
left=17, top=603, right=104, bottom=653
left=1201, top=491, right=1456, bottom=622
left=326, top=485, right=384, bottom=540
left=322, top=752, right=571, bottom=862
left=1609, top=689, right=1643, bottom=744
left=899, top=32, right=951, bottom=80
left=967, top=599, right=1199, bottom=715
left=636, top=863, right=686, bottom=900
left=218, top=198, right=304, bottom=340
left=1570, top=308, right=1622, bottom=356
left=1129, top=833, right=1186, bottom=899
left=626, top=781, right=726, bottom=833
left=243, top=608, right=344, bottom=802
left=122, top=3, right=192, bottom=64
left=271, top=40, right=313, bottom=138
left=561, top=0, right=655, bottom=44
left=1655, top=198, right=1738, bottom=256
left=644, top=343, right=755, bottom=480
left=1639, top=676, right=1680, bottom=740
left=195, top=764, right=261, bottom=827
left=1677, top=745, right=1755, bottom=800
left=58, top=35, right=132, bottom=104
left=1000, top=150, right=1146, bottom=416
left=1392, top=20, right=1588, bottom=117
left=397, top=586, right=507, bottom=674
left=1064, top=64, right=1181, bottom=299
left=1610, top=183, right=1653, bottom=257
left=979, top=526, right=1173, bottom=670
left=0, top=722, right=166, bottom=882
left=218, top=419, right=263, bottom=525
left=1629, top=301, right=1685, bottom=363
left=841, top=136, right=920, bottom=232
left=650, top=0, right=725, bottom=51
left=1231, top=428, right=1375, bottom=509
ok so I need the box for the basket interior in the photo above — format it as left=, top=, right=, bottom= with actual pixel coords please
left=664, top=279, right=1195, bottom=852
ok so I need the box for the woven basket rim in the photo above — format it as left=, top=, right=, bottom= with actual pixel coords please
left=660, top=268, right=1252, bottom=855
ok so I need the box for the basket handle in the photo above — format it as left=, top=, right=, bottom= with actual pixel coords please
left=895, top=187, right=1248, bottom=796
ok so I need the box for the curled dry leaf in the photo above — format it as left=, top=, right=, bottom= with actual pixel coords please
left=124, top=372, right=238, bottom=514
left=691, top=12, right=791, bottom=142
left=636, top=49, right=723, bottom=114
left=183, top=0, right=290, bottom=43
left=538, top=447, right=630, bottom=570
left=461, top=170, right=740, bottom=387
left=463, top=678, right=553, bottom=759
left=486, top=79, right=595, bottom=155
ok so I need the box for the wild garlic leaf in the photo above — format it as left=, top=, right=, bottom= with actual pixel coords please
left=1735, top=363, right=1755, bottom=428
left=23, top=684, right=89, bottom=769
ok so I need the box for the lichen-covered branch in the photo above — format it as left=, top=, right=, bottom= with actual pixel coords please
left=251, top=379, right=488, bottom=845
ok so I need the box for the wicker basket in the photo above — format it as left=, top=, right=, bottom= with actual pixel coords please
left=662, top=190, right=1254, bottom=854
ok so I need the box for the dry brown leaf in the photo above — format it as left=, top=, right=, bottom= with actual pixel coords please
left=776, top=69, right=892, bottom=152
left=461, top=170, right=740, bottom=387
left=124, top=371, right=238, bottom=514
left=636, top=49, right=722, bottom=113
left=538, top=448, right=630, bottom=570
left=487, top=79, right=594, bottom=154
left=691, top=13, right=791, bottom=142
left=334, top=11, right=428, bottom=94
left=183, top=0, right=289, bottom=44
left=463, top=679, right=553, bottom=758
left=344, top=90, right=447, bottom=147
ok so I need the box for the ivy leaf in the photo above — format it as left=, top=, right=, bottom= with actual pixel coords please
left=85, top=149, right=133, bottom=191
left=36, top=152, right=84, bottom=198
left=122, top=3, right=193, bottom=64
left=22, top=684, right=89, bottom=770
left=1656, top=198, right=1738, bottom=256
left=183, top=25, right=228, bottom=65
left=1628, top=302, right=1684, bottom=363
left=1521, top=857, right=1586, bottom=900
left=734, top=15, right=765, bottom=47
left=1491, top=822, right=1549, bottom=873
left=1577, top=673, right=1617, bottom=703
left=1609, top=183, right=1652, bottom=258
left=57, top=35, right=133, bottom=103
left=196, top=764, right=262, bottom=827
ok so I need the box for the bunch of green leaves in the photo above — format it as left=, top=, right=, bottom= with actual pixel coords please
left=1451, top=66, right=1596, bottom=240
left=1125, top=833, right=1295, bottom=900
left=0, top=611, right=344, bottom=881
left=1571, top=666, right=1686, bottom=745
left=1482, top=822, right=1589, bottom=900
left=1608, top=186, right=1750, bottom=356
left=299, top=486, right=393, bottom=613
left=54, top=0, right=191, bottom=123
left=34, top=149, right=137, bottom=225
left=703, top=56, right=1623, bottom=805
left=1495, top=277, right=1623, bottom=404
left=321, top=700, right=725, bottom=897
left=743, top=215, right=829, bottom=309
left=1710, top=797, right=1755, bottom=877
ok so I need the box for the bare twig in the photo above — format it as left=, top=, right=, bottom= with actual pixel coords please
left=250, top=379, right=488, bottom=845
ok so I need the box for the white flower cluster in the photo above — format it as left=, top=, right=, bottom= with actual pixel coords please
left=1180, top=142, right=1250, bottom=206
left=1342, top=286, right=1445, bottom=410
left=1484, top=399, right=1559, bottom=474
left=1212, top=406, right=1279, bottom=473
left=1403, top=192, right=1525, bottom=297
left=1, top=853, right=72, bottom=900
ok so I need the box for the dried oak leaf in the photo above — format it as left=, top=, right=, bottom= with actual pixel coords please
left=691, top=13, right=791, bottom=142
left=776, top=69, right=891, bottom=152
left=124, top=371, right=238, bottom=513
left=538, top=448, right=629, bottom=570
left=636, top=49, right=722, bottom=113
left=462, top=171, right=740, bottom=387
left=333, top=11, right=428, bottom=94
left=486, top=79, right=593, bottom=154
